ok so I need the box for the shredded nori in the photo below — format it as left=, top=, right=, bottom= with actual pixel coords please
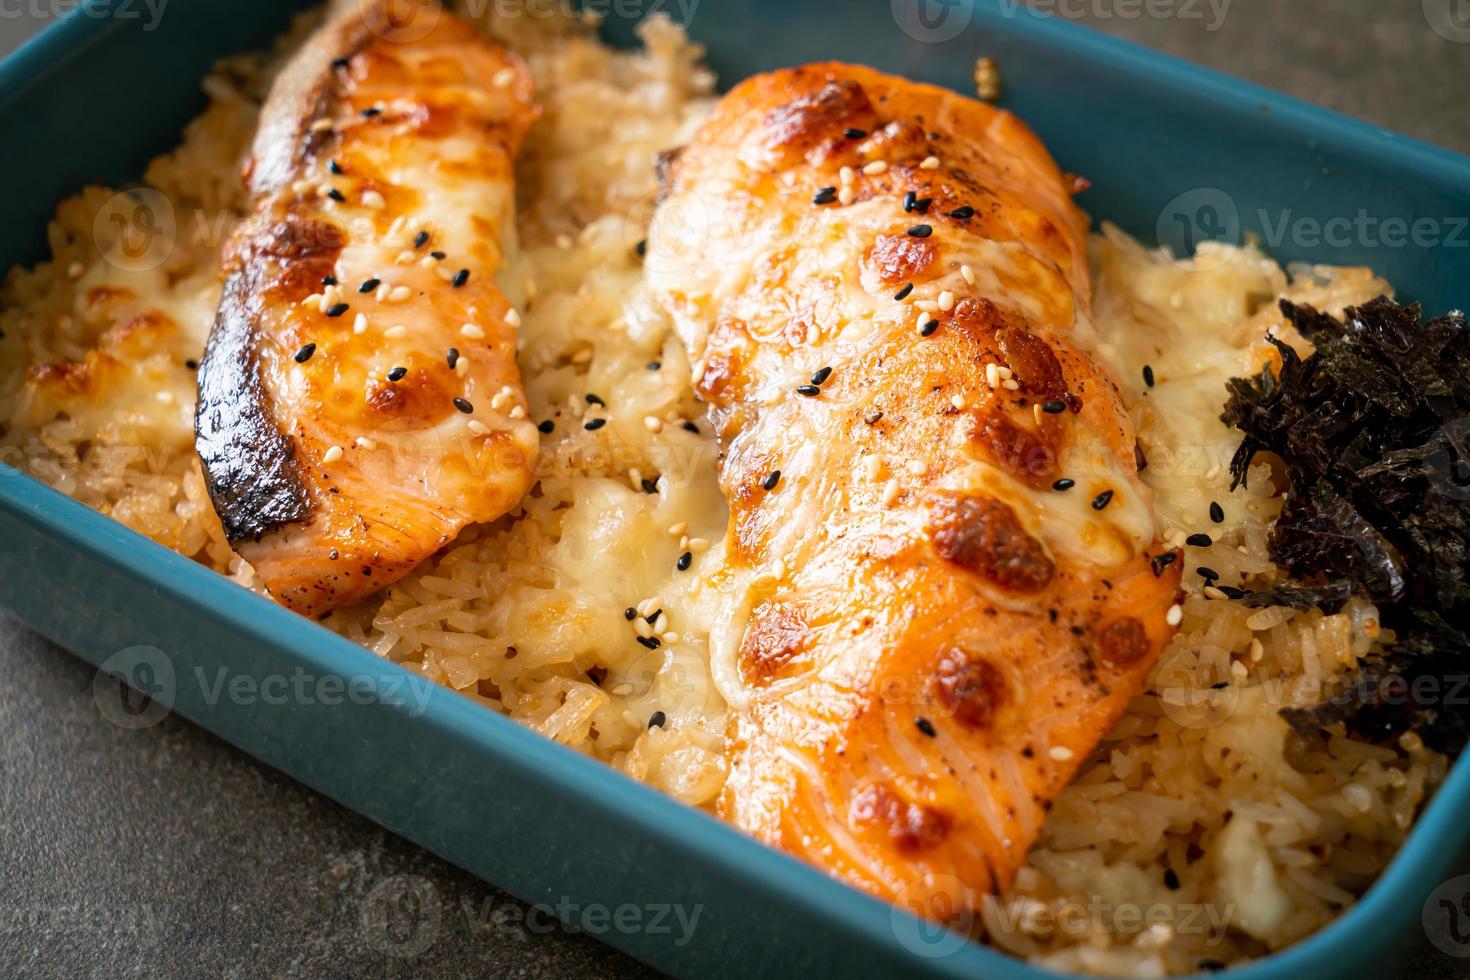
left=1221, top=296, right=1470, bottom=752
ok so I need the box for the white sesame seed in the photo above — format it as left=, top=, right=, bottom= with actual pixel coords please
left=644, top=416, right=664, bottom=433
left=772, top=559, right=786, bottom=580
left=156, top=390, right=174, bottom=404
left=310, top=119, right=334, bottom=133
left=985, top=363, right=1000, bottom=388
left=303, top=292, right=323, bottom=308
left=1033, top=404, right=1044, bottom=425
left=660, top=632, right=678, bottom=644
left=689, top=537, right=710, bottom=552
left=1001, top=378, right=1020, bottom=391
left=454, top=358, right=468, bottom=377
left=960, top=264, right=976, bottom=285
left=467, top=420, right=490, bottom=435
left=388, top=286, right=412, bottom=303
left=383, top=325, right=407, bottom=338
left=634, top=618, right=652, bottom=639
left=492, top=66, right=516, bottom=87
left=937, top=290, right=955, bottom=312
left=1165, top=604, right=1184, bottom=626
left=838, top=186, right=855, bottom=206
left=997, top=365, right=1014, bottom=380
left=1049, top=746, right=1075, bottom=761
left=678, top=535, right=690, bottom=550
left=509, top=405, right=525, bottom=419
left=882, top=480, right=901, bottom=507
left=355, top=437, right=376, bottom=450
left=571, top=348, right=592, bottom=364
left=915, top=300, right=939, bottom=313
left=862, top=160, right=888, bottom=176
left=1203, top=585, right=1228, bottom=600
left=395, top=251, right=416, bottom=266
left=375, top=283, right=391, bottom=301
left=353, top=313, right=369, bottom=334
left=461, top=323, right=485, bottom=339
left=490, top=391, right=511, bottom=411
left=504, top=308, right=522, bottom=327
left=950, top=394, right=966, bottom=410
left=919, top=155, right=941, bottom=170
left=839, top=166, right=855, bottom=185
left=323, top=445, right=344, bottom=463
left=362, top=190, right=387, bottom=210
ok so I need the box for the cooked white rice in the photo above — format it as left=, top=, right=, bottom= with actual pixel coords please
left=0, top=7, right=1444, bottom=974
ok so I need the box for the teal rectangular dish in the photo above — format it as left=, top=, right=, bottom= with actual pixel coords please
left=1, top=1, right=1467, bottom=976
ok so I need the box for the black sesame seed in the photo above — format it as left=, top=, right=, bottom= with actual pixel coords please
left=647, top=711, right=667, bottom=729
left=635, top=635, right=661, bottom=650
left=329, top=159, right=344, bottom=175
left=330, top=56, right=350, bottom=70
left=902, top=190, right=917, bottom=212
left=1042, top=399, right=1067, bottom=413
left=641, top=478, right=659, bottom=495
left=645, top=609, right=661, bottom=624
left=1052, top=478, right=1075, bottom=491
left=842, top=127, right=867, bottom=139
left=907, top=223, right=933, bottom=238
left=812, top=186, right=838, bottom=205
left=911, top=196, right=932, bottom=214
left=387, top=366, right=407, bottom=382
left=624, top=607, right=637, bottom=620
left=1186, top=533, right=1214, bottom=547
left=811, top=366, right=832, bottom=385
left=452, top=268, right=470, bottom=288
left=1151, top=552, right=1178, bottom=576
left=294, top=343, right=316, bottom=364
left=1218, top=585, right=1245, bottom=599
left=1164, top=869, right=1180, bottom=890
left=325, top=302, right=349, bottom=317
left=1198, top=959, right=1227, bottom=973
left=676, top=551, right=693, bottom=571
left=453, top=397, right=474, bottom=414
left=537, top=420, right=554, bottom=434
left=446, top=347, right=460, bottom=369
left=1209, top=501, right=1225, bottom=523
left=361, top=107, right=381, bottom=118
left=635, top=239, right=647, bottom=258
left=681, top=421, right=700, bottom=434
left=1143, top=364, right=1155, bottom=387
left=796, top=384, right=821, bottom=397
left=414, top=230, right=430, bottom=249
left=184, top=359, right=198, bottom=370
left=585, top=393, right=605, bottom=406
left=321, top=275, right=338, bottom=286
left=947, top=205, right=975, bottom=219
left=358, top=278, right=380, bottom=293
left=915, top=717, right=937, bottom=738
left=647, top=360, right=661, bottom=370
left=919, top=319, right=939, bottom=337
left=1092, top=489, right=1115, bottom=510
left=583, top=418, right=606, bottom=431
left=893, top=282, right=914, bottom=301
left=431, top=250, right=447, bottom=260
left=762, top=470, right=781, bottom=491
left=327, top=188, right=346, bottom=202
left=1197, top=566, right=1220, bottom=581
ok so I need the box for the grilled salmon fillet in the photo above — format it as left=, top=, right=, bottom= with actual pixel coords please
left=196, top=0, right=540, bottom=617
left=647, top=64, right=1183, bottom=920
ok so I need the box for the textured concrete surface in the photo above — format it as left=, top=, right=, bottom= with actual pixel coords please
left=2, top=1, right=1468, bottom=978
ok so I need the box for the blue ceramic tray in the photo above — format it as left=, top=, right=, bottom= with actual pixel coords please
left=2, top=2, right=1468, bottom=976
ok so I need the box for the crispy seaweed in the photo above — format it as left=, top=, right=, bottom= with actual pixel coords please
left=1221, top=297, right=1470, bottom=752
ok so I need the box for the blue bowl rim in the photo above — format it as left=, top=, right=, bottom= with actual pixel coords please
left=3, top=1, right=1468, bottom=977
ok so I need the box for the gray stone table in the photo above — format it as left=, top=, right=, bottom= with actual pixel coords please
left=2, top=0, right=1467, bottom=976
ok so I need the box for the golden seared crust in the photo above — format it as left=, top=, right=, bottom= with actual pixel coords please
left=196, top=1, right=540, bottom=617
left=648, top=63, right=1181, bottom=918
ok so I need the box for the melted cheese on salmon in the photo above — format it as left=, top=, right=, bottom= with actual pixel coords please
left=647, top=63, right=1182, bottom=922
left=196, top=0, right=540, bottom=616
